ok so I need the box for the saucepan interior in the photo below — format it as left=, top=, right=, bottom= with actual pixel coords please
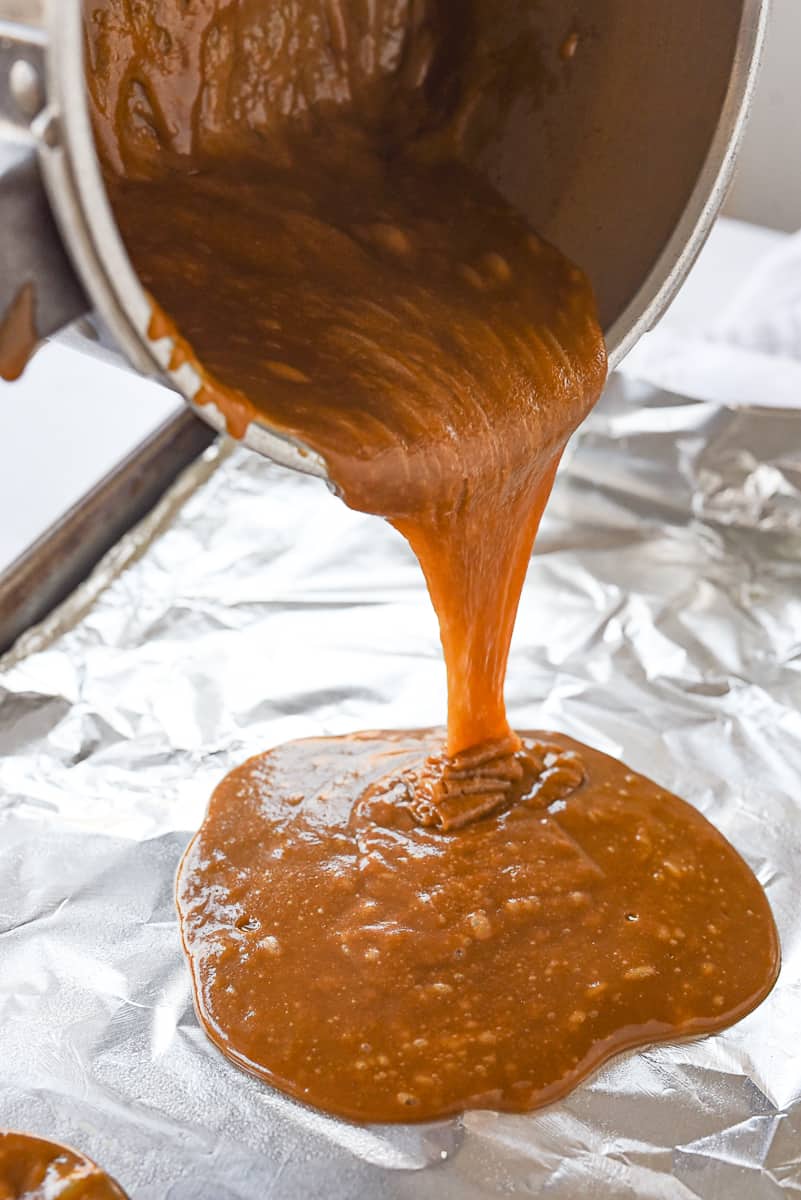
left=58, top=0, right=764, bottom=435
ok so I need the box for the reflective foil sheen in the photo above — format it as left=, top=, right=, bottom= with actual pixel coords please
left=1, top=367, right=800, bottom=1196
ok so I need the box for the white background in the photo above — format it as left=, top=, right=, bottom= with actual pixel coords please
left=726, top=0, right=801, bottom=232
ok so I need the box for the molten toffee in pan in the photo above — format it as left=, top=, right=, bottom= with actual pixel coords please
left=84, top=0, right=779, bottom=1122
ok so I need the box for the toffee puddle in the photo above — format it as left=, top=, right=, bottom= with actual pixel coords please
left=0, top=1131, right=127, bottom=1200
left=177, top=730, right=779, bottom=1124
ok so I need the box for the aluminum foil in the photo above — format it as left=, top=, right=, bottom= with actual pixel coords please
left=2, top=282, right=801, bottom=1196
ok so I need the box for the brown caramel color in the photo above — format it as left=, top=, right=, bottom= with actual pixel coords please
left=111, top=150, right=600, bottom=757
left=85, top=1, right=780, bottom=1121
left=85, top=0, right=606, bottom=758
left=0, top=284, right=37, bottom=383
left=177, top=731, right=779, bottom=1123
left=0, top=1131, right=127, bottom=1200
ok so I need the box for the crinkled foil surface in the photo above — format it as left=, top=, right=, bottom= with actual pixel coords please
left=2, top=252, right=801, bottom=1197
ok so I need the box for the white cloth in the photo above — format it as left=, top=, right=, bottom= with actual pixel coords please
left=621, top=224, right=801, bottom=408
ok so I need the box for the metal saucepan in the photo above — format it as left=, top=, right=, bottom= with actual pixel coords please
left=0, top=0, right=769, bottom=479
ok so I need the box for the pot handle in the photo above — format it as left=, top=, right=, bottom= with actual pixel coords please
left=0, top=140, right=89, bottom=351
left=1, top=12, right=90, bottom=374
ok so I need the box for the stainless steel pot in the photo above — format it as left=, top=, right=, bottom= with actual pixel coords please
left=0, top=0, right=770, bottom=481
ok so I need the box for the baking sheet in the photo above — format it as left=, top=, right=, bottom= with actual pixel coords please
left=2, top=367, right=801, bottom=1193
